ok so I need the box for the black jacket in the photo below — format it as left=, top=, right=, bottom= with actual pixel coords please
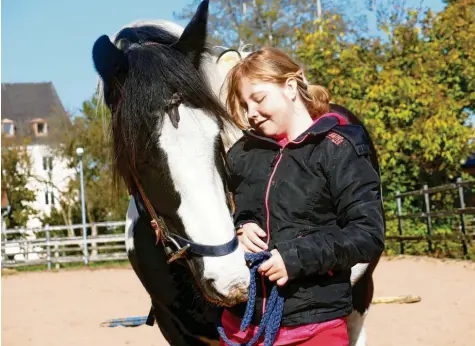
left=227, top=114, right=385, bottom=326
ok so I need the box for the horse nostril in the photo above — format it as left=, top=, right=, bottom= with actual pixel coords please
left=228, top=282, right=249, bottom=304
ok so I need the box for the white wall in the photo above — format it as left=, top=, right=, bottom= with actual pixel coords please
left=24, top=144, right=76, bottom=228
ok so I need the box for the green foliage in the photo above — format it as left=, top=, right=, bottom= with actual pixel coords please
left=1, top=137, right=39, bottom=228
left=51, top=96, right=130, bottom=226
left=296, top=0, right=474, bottom=200
left=174, top=0, right=366, bottom=53
left=295, top=0, right=475, bottom=258
left=4, top=0, right=474, bottom=261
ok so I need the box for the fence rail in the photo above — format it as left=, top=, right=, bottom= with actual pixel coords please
left=3, top=178, right=475, bottom=269
left=1, top=221, right=128, bottom=270
left=395, top=180, right=475, bottom=198
left=388, top=177, right=475, bottom=256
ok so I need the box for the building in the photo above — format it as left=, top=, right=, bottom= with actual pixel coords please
left=1, top=82, right=75, bottom=228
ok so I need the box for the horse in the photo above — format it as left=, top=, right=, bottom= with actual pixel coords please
left=92, top=1, right=383, bottom=345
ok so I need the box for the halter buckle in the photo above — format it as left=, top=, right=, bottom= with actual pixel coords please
left=166, top=244, right=191, bottom=264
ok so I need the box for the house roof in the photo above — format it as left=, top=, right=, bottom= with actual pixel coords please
left=1, top=82, right=71, bottom=144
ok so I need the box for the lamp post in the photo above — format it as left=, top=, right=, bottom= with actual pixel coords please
left=76, top=147, right=88, bottom=265
left=316, top=0, right=323, bottom=33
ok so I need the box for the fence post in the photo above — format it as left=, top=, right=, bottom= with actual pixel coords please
left=396, top=191, right=404, bottom=254
left=83, top=224, right=89, bottom=265
left=423, top=184, right=433, bottom=253
left=457, top=177, right=469, bottom=256
left=1, top=218, right=7, bottom=261
left=91, top=223, right=98, bottom=257
left=54, top=243, right=60, bottom=270
left=45, top=224, right=51, bottom=271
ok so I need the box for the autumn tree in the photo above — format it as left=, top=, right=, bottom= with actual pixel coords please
left=296, top=0, right=474, bottom=198
left=1, top=137, right=39, bottom=228
left=49, top=96, right=130, bottom=227
left=174, top=0, right=366, bottom=52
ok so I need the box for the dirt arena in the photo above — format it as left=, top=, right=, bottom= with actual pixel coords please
left=2, top=256, right=474, bottom=346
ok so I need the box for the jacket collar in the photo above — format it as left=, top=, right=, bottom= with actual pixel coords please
left=244, top=113, right=347, bottom=147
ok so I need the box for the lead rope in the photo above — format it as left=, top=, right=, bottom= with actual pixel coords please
left=217, top=252, right=285, bottom=346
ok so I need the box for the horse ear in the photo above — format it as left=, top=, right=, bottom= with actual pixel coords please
left=92, top=35, right=128, bottom=84
left=172, top=0, right=209, bottom=68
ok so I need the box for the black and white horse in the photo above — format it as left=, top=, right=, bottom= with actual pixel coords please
left=92, top=1, right=382, bottom=345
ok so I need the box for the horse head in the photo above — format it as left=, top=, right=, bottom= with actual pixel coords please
left=92, top=0, right=250, bottom=307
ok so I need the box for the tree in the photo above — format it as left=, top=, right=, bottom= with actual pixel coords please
left=429, top=0, right=474, bottom=115
left=174, top=0, right=366, bottom=52
left=1, top=136, right=39, bottom=228
left=295, top=0, right=474, bottom=198
left=37, top=170, right=81, bottom=236
left=52, top=96, right=130, bottom=226
left=364, top=0, right=427, bottom=32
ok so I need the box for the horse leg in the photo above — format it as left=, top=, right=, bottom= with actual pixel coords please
left=349, top=257, right=379, bottom=346
left=347, top=309, right=368, bottom=346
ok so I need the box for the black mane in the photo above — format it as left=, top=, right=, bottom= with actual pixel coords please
left=99, top=24, right=232, bottom=191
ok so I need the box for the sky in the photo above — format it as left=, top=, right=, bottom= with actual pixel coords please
left=1, top=0, right=446, bottom=116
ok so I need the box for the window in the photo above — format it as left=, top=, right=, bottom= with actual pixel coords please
left=37, top=122, right=46, bottom=134
left=2, top=119, right=15, bottom=137
left=44, top=190, right=55, bottom=205
left=3, top=123, right=12, bottom=134
left=43, top=156, right=53, bottom=171
left=29, top=118, right=48, bottom=136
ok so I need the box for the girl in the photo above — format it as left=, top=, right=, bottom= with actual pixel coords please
left=220, top=47, right=385, bottom=345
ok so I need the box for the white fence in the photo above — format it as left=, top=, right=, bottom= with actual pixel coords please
left=1, top=221, right=128, bottom=269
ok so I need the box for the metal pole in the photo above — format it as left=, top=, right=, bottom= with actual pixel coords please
left=77, top=147, right=88, bottom=265
left=396, top=191, right=404, bottom=254
left=316, top=0, right=323, bottom=32
left=45, top=224, right=51, bottom=271
left=423, top=185, right=433, bottom=253
left=1, top=209, right=8, bottom=261
left=456, top=177, right=468, bottom=256
left=316, top=0, right=322, bottom=19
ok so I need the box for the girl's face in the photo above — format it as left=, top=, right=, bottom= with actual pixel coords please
left=239, top=77, right=296, bottom=139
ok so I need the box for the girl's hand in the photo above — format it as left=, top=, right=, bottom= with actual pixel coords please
left=258, top=249, right=289, bottom=286
left=237, top=223, right=268, bottom=253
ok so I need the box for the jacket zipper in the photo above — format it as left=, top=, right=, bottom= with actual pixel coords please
left=261, top=136, right=309, bottom=315
left=261, top=147, right=284, bottom=314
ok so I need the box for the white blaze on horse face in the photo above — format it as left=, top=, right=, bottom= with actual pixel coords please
left=159, top=105, right=250, bottom=300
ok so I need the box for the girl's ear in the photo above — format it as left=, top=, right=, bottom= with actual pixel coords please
left=284, top=78, right=298, bottom=101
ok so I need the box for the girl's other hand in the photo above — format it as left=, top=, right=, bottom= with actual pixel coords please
left=237, top=223, right=268, bottom=253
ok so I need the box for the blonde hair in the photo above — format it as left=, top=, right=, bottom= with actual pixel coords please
left=225, top=47, right=330, bottom=129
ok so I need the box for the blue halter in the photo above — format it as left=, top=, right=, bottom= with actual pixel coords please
left=217, top=251, right=285, bottom=346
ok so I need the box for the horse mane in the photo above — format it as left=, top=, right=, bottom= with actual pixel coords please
left=95, top=21, right=250, bottom=154
left=95, top=20, right=184, bottom=102
left=96, top=21, right=239, bottom=192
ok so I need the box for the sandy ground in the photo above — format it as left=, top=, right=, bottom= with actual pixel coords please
left=2, top=256, right=475, bottom=346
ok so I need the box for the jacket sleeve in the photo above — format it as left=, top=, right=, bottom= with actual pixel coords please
left=274, top=138, right=385, bottom=280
